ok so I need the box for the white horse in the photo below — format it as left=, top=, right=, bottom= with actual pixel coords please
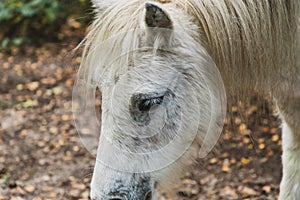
left=75, top=0, right=300, bottom=199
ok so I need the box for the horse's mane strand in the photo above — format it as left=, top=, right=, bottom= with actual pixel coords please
left=176, top=0, right=300, bottom=96
left=80, top=0, right=299, bottom=96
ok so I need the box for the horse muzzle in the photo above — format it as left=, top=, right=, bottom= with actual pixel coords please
left=90, top=162, right=156, bottom=200
left=90, top=181, right=155, bottom=200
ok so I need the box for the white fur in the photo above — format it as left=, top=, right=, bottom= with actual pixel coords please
left=91, top=0, right=119, bottom=10
left=279, top=123, right=300, bottom=200
left=79, top=0, right=300, bottom=199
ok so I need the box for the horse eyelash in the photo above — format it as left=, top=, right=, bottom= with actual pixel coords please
left=139, top=96, right=164, bottom=111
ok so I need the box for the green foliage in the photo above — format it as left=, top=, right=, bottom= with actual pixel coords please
left=0, top=0, right=61, bottom=21
left=0, top=0, right=91, bottom=49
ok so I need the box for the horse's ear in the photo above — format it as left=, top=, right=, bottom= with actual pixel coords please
left=144, top=3, right=173, bottom=48
left=145, top=3, right=173, bottom=29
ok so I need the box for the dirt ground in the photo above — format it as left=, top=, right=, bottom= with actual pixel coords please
left=0, top=25, right=283, bottom=200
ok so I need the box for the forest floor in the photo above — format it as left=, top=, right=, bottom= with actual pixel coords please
left=0, top=24, right=283, bottom=200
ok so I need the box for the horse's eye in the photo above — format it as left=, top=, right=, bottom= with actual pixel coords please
left=130, top=91, right=172, bottom=125
left=138, top=96, right=164, bottom=112
left=144, top=191, right=152, bottom=200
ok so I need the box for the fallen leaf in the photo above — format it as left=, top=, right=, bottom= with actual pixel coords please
left=222, top=159, right=231, bottom=173
left=24, top=185, right=35, bottom=193
left=26, top=81, right=39, bottom=91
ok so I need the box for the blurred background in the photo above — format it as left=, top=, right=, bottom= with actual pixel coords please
left=0, top=1, right=95, bottom=199
left=0, top=0, right=92, bottom=49
left=0, top=1, right=283, bottom=199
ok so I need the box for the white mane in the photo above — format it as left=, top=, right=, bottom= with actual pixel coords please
left=80, top=0, right=300, bottom=96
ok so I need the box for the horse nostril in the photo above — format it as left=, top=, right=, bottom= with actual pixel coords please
left=144, top=191, right=152, bottom=200
left=109, top=198, right=123, bottom=200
